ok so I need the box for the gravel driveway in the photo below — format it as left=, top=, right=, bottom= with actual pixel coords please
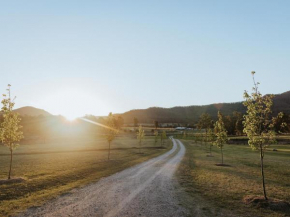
left=21, top=138, right=188, bottom=217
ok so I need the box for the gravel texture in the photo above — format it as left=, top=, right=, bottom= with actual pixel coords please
left=21, top=138, right=188, bottom=217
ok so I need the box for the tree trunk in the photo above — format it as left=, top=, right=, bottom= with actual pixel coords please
left=8, top=149, right=13, bottom=180
left=210, top=145, right=212, bottom=156
left=260, top=148, right=268, bottom=200
left=108, top=141, right=111, bottom=160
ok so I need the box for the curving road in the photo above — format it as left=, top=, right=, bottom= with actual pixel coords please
left=21, top=138, right=188, bottom=217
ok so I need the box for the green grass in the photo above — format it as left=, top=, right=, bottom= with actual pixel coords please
left=0, top=135, right=171, bottom=216
left=177, top=139, right=290, bottom=217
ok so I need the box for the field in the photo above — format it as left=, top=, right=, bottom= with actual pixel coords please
left=177, top=139, right=290, bottom=217
left=0, top=134, right=171, bottom=216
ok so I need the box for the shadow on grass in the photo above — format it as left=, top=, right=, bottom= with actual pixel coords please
left=243, top=195, right=290, bottom=215
left=0, top=177, right=26, bottom=185
left=215, top=164, right=231, bottom=167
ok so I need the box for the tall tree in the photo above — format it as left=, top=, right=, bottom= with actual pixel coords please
left=137, top=125, right=145, bottom=153
left=105, top=113, right=118, bottom=160
left=243, top=71, right=284, bottom=200
left=214, top=111, right=228, bottom=165
left=197, top=113, right=213, bottom=148
left=0, top=85, right=24, bottom=179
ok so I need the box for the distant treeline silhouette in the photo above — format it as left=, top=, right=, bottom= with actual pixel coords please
left=120, top=91, right=290, bottom=124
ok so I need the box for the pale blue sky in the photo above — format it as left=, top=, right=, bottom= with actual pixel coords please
left=1, top=0, right=290, bottom=118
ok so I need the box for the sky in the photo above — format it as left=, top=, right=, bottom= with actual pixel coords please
left=1, top=0, right=290, bottom=119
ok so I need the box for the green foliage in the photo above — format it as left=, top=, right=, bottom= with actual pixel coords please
left=0, top=85, right=24, bottom=179
left=207, top=128, right=216, bottom=143
left=243, top=71, right=285, bottom=200
left=105, top=113, right=118, bottom=160
left=162, top=131, right=167, bottom=139
left=243, top=75, right=277, bottom=151
left=207, top=128, right=216, bottom=156
left=106, top=113, right=118, bottom=143
left=222, top=111, right=244, bottom=135
left=214, top=111, right=228, bottom=164
left=0, top=85, right=23, bottom=151
left=197, top=113, right=213, bottom=131
left=137, top=125, right=145, bottom=152
left=161, top=130, right=167, bottom=146
left=274, top=112, right=289, bottom=133
left=214, top=112, right=228, bottom=149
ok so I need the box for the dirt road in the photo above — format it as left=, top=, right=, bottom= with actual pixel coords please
left=21, top=138, right=188, bottom=217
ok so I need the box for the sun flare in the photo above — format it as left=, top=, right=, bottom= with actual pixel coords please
left=64, top=115, right=78, bottom=122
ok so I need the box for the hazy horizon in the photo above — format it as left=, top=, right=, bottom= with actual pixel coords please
left=1, top=0, right=290, bottom=119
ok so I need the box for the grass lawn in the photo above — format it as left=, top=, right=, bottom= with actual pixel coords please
left=177, top=139, right=290, bottom=217
left=0, top=135, right=171, bottom=216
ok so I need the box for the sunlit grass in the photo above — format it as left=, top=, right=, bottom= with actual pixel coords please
left=0, top=135, right=172, bottom=216
left=177, top=140, right=290, bottom=217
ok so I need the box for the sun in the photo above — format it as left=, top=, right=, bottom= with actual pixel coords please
left=35, top=82, right=111, bottom=119
left=64, top=115, right=78, bottom=122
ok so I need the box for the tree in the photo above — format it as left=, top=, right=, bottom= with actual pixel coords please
left=133, top=117, right=139, bottom=128
left=161, top=131, right=167, bottom=146
left=207, top=128, right=216, bottom=156
left=197, top=113, right=213, bottom=148
left=137, top=125, right=145, bottom=153
left=154, top=130, right=159, bottom=146
left=153, top=120, right=159, bottom=129
left=222, top=112, right=244, bottom=136
left=105, top=113, right=118, bottom=160
left=243, top=71, right=284, bottom=200
left=223, top=115, right=234, bottom=135
left=274, top=112, right=289, bottom=133
left=233, top=111, right=244, bottom=135
left=214, top=111, right=228, bottom=165
left=0, top=85, right=24, bottom=179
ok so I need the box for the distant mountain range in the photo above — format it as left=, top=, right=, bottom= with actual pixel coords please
left=120, top=91, right=290, bottom=124
left=14, top=106, right=52, bottom=117
left=12, top=91, right=290, bottom=124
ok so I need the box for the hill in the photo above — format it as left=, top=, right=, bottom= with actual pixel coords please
left=14, top=106, right=52, bottom=117
left=120, top=91, right=290, bottom=124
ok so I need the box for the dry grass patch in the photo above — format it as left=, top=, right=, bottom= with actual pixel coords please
left=177, top=140, right=290, bottom=217
left=0, top=136, right=171, bottom=216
